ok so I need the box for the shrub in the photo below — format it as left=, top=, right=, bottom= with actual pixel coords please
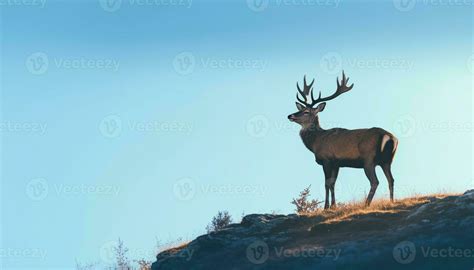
left=291, top=185, right=322, bottom=214
left=206, top=211, right=232, bottom=233
left=134, top=259, right=151, bottom=270
left=114, top=238, right=130, bottom=269
left=75, top=260, right=98, bottom=270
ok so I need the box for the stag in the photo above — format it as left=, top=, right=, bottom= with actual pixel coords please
left=287, top=71, right=398, bottom=208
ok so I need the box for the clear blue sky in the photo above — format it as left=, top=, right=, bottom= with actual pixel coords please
left=1, top=0, right=472, bottom=268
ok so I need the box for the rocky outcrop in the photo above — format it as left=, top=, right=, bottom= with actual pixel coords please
left=152, top=190, right=474, bottom=270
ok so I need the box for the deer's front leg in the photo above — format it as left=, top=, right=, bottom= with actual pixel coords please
left=329, top=167, right=339, bottom=208
left=324, top=184, right=330, bottom=210
left=322, top=164, right=335, bottom=210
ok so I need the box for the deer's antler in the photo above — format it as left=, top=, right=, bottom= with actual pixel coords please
left=296, top=71, right=354, bottom=108
left=309, top=71, right=354, bottom=107
left=296, top=75, right=315, bottom=106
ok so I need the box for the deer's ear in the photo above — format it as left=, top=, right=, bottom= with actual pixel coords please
left=315, top=102, right=326, bottom=113
left=295, top=102, right=305, bottom=111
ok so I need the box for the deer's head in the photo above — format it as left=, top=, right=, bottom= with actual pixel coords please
left=287, top=71, right=354, bottom=127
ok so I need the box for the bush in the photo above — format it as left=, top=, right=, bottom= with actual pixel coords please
left=291, top=185, right=322, bottom=214
left=114, top=238, right=130, bottom=269
left=206, top=211, right=232, bottom=233
left=75, top=260, right=98, bottom=270
left=134, top=259, right=151, bottom=270
left=75, top=239, right=153, bottom=270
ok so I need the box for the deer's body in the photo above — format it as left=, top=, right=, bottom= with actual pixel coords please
left=300, top=125, right=397, bottom=168
left=288, top=71, right=398, bottom=208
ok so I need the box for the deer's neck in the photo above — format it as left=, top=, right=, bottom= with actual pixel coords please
left=299, top=117, right=325, bottom=151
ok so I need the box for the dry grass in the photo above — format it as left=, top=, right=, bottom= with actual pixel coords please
left=158, top=241, right=190, bottom=256
left=306, top=192, right=460, bottom=225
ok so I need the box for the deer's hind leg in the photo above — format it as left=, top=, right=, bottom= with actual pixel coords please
left=381, top=163, right=395, bottom=202
left=364, top=164, right=379, bottom=206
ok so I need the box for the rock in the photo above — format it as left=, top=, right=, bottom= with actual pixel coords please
left=241, top=214, right=286, bottom=226
left=151, top=191, right=474, bottom=270
left=406, top=203, right=430, bottom=219
left=463, top=189, right=474, bottom=195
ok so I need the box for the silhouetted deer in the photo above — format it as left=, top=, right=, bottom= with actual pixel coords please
left=287, top=71, right=398, bottom=208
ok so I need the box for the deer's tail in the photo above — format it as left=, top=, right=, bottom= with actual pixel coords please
left=380, top=134, right=398, bottom=162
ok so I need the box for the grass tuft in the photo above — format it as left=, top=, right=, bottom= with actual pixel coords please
left=306, top=192, right=459, bottom=224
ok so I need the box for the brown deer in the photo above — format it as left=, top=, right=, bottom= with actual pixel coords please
left=287, top=71, right=398, bottom=208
